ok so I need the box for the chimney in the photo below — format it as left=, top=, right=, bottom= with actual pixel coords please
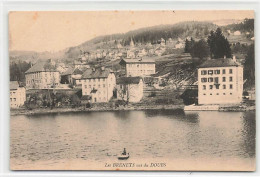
left=224, top=55, right=226, bottom=59
left=101, top=66, right=105, bottom=71
left=232, top=55, right=236, bottom=62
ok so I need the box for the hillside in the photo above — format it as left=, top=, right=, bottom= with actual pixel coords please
left=10, top=21, right=218, bottom=63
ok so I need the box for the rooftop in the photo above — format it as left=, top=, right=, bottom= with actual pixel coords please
left=10, top=81, right=20, bottom=90
left=116, top=77, right=142, bottom=85
left=120, top=58, right=155, bottom=64
left=25, top=61, right=57, bottom=74
left=199, top=58, right=241, bottom=68
left=82, top=68, right=113, bottom=79
left=61, top=67, right=83, bottom=76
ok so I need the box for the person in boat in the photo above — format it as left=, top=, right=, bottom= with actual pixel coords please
left=122, top=148, right=126, bottom=155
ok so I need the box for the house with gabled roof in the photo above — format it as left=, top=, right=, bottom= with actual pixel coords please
left=61, top=67, right=84, bottom=86
left=119, top=58, right=156, bottom=77
left=25, top=60, right=60, bottom=89
left=81, top=67, right=116, bottom=103
left=10, top=81, right=26, bottom=108
left=198, top=57, right=243, bottom=105
left=116, top=77, right=143, bottom=103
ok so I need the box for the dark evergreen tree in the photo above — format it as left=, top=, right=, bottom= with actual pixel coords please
left=207, top=28, right=232, bottom=59
left=184, top=37, right=195, bottom=53
left=244, top=44, right=255, bottom=85
left=190, top=39, right=210, bottom=59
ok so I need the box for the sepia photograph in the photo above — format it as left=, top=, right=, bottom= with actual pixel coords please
left=9, top=10, right=255, bottom=171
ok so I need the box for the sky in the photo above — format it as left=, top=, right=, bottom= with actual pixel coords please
left=9, top=10, right=254, bottom=52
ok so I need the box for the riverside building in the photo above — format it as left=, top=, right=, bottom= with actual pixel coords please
left=10, top=81, right=26, bottom=108
left=198, top=57, right=243, bottom=105
left=25, top=61, right=60, bottom=89
left=81, top=67, right=116, bottom=103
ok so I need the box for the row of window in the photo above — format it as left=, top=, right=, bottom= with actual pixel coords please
left=201, top=69, right=233, bottom=75
left=85, top=84, right=112, bottom=89
left=83, top=78, right=111, bottom=83
left=202, top=84, right=233, bottom=90
left=27, top=79, right=58, bottom=85
left=27, top=72, right=57, bottom=79
left=84, top=84, right=110, bottom=89
left=10, top=98, right=16, bottom=101
left=201, top=76, right=233, bottom=83
left=127, top=64, right=154, bottom=68
left=202, top=93, right=233, bottom=96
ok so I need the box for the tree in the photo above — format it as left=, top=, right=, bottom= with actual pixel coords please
left=190, top=39, right=210, bottom=59
left=184, top=37, right=195, bottom=53
left=180, top=89, right=198, bottom=105
left=244, top=44, right=255, bottom=86
left=207, top=28, right=231, bottom=59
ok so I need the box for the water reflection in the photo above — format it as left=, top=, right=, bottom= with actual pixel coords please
left=10, top=110, right=255, bottom=169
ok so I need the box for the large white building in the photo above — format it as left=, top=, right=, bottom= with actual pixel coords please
left=81, top=67, right=116, bottom=103
left=119, top=58, right=156, bottom=77
left=116, top=77, right=144, bottom=103
left=198, top=57, right=243, bottom=105
left=10, top=81, right=26, bottom=108
left=25, top=61, right=60, bottom=89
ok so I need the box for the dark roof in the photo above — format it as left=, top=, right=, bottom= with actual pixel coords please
left=61, top=67, right=83, bottom=76
left=25, top=61, right=58, bottom=74
left=82, top=68, right=112, bottom=79
left=199, top=58, right=241, bottom=68
left=10, top=81, right=20, bottom=90
left=120, top=58, right=155, bottom=65
left=116, top=77, right=142, bottom=85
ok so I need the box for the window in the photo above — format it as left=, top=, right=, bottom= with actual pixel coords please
left=229, top=69, right=233, bottom=74
left=222, top=77, right=226, bottom=82
left=223, top=84, right=226, bottom=89
left=214, top=77, right=219, bottom=83
left=230, top=84, right=233, bottom=89
left=103, top=84, right=105, bottom=88
left=216, top=93, right=219, bottom=95
left=223, top=93, right=226, bottom=95
left=222, top=69, right=226, bottom=74
left=98, top=84, right=100, bottom=88
left=203, top=85, right=206, bottom=90
left=229, top=77, right=233, bottom=82
left=230, top=93, right=232, bottom=95
left=201, top=78, right=207, bottom=83
left=216, top=85, right=219, bottom=89
left=208, top=70, right=213, bottom=75
left=208, top=77, right=213, bottom=82
left=210, top=93, right=212, bottom=95
left=85, top=85, right=87, bottom=89
left=214, top=70, right=220, bottom=74
left=209, top=85, right=213, bottom=90
left=93, top=79, right=96, bottom=82
left=203, top=93, right=206, bottom=95
left=201, top=70, right=207, bottom=75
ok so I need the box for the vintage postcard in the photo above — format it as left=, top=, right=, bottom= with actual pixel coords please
left=9, top=10, right=255, bottom=171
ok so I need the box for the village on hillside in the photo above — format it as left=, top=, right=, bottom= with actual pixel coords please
left=10, top=19, right=255, bottom=113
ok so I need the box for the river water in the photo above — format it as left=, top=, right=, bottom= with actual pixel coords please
left=10, top=110, right=255, bottom=171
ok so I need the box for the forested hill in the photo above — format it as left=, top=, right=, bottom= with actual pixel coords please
left=63, top=21, right=218, bottom=59
left=78, top=21, right=218, bottom=47
left=222, top=18, right=254, bottom=35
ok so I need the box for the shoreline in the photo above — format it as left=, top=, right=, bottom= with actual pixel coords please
left=10, top=105, right=185, bottom=116
left=10, top=103, right=255, bottom=116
